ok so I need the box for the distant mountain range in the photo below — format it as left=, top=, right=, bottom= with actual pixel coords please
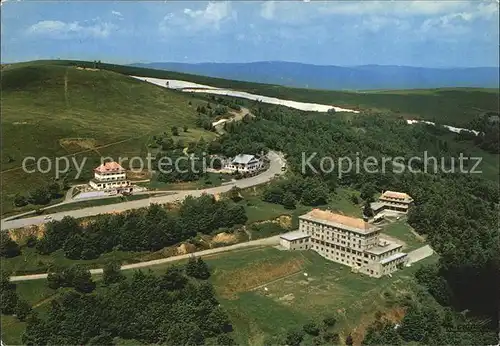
left=130, top=61, right=499, bottom=90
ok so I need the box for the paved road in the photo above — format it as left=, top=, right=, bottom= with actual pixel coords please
left=10, top=235, right=281, bottom=282
left=1, top=151, right=285, bottom=231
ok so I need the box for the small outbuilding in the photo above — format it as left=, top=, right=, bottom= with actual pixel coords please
left=279, top=231, right=310, bottom=250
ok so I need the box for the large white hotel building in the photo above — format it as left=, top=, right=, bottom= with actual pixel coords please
left=280, top=209, right=408, bottom=278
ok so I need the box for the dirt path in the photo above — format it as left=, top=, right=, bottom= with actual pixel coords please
left=32, top=295, right=57, bottom=308
left=213, top=107, right=254, bottom=134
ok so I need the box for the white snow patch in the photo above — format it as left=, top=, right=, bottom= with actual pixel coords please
left=406, top=119, right=481, bottom=136
left=132, top=76, right=220, bottom=90
left=132, top=76, right=360, bottom=113
left=132, top=76, right=481, bottom=135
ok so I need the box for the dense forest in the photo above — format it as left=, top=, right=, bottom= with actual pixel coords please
left=361, top=283, right=498, bottom=345
left=2, top=101, right=498, bottom=344
left=466, top=112, right=500, bottom=154
left=29, top=194, right=246, bottom=260
left=211, top=105, right=500, bottom=334
left=15, top=259, right=234, bottom=345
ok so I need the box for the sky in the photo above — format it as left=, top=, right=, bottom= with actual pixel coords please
left=1, top=0, right=499, bottom=67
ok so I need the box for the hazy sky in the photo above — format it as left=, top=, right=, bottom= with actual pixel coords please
left=1, top=0, right=499, bottom=67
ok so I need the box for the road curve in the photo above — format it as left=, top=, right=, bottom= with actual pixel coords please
left=1, top=151, right=285, bottom=231
left=10, top=235, right=281, bottom=282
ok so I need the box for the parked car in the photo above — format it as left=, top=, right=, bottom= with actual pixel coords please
left=44, top=216, right=52, bottom=220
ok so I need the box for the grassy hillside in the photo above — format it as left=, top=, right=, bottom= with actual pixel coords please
left=10, top=60, right=499, bottom=128
left=1, top=63, right=214, bottom=215
left=1, top=60, right=498, bottom=215
left=1, top=248, right=438, bottom=346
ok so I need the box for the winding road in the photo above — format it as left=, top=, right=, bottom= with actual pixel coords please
left=1, top=151, right=285, bottom=231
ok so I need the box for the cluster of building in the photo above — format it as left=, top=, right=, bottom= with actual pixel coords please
left=88, top=153, right=264, bottom=193
left=88, top=157, right=410, bottom=279
left=280, top=191, right=413, bottom=278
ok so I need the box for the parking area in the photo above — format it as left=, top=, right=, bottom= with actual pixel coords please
left=407, top=245, right=434, bottom=264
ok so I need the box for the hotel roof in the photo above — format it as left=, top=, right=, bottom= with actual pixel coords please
left=232, top=154, right=257, bottom=164
left=300, top=209, right=377, bottom=234
left=94, top=161, right=125, bottom=173
left=365, top=241, right=403, bottom=255
left=380, top=191, right=412, bottom=200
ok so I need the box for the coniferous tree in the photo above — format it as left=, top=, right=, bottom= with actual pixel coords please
left=15, top=299, right=32, bottom=321
left=103, top=261, right=125, bottom=285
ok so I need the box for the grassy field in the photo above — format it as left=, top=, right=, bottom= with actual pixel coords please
left=139, top=246, right=437, bottom=345
left=237, top=186, right=362, bottom=225
left=142, top=172, right=233, bottom=191
left=2, top=215, right=432, bottom=345
left=381, top=219, right=425, bottom=251
left=2, top=246, right=150, bottom=276
left=3, top=60, right=497, bottom=215
left=0, top=63, right=215, bottom=215
left=13, top=60, right=498, bottom=127
left=1, top=279, right=56, bottom=345
left=1, top=315, right=27, bottom=345
left=437, top=133, right=500, bottom=183
left=1, top=185, right=364, bottom=277
left=210, top=248, right=438, bottom=345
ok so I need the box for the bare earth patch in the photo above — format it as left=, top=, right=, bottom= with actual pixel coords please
left=276, top=215, right=292, bottom=229
left=59, top=138, right=98, bottom=151
left=9, top=224, right=45, bottom=242
left=127, top=170, right=151, bottom=180
left=75, top=67, right=100, bottom=72
left=212, top=232, right=238, bottom=245
left=351, top=307, right=406, bottom=345
left=176, top=243, right=197, bottom=255
left=278, top=293, right=295, bottom=304
left=253, top=214, right=292, bottom=228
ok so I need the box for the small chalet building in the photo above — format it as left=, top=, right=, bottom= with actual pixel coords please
left=89, top=162, right=131, bottom=192
left=224, top=154, right=262, bottom=173
left=370, top=191, right=414, bottom=215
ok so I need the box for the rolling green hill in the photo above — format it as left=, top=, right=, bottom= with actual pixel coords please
left=1, top=63, right=214, bottom=215
left=10, top=59, right=498, bottom=128
left=1, top=60, right=498, bottom=216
